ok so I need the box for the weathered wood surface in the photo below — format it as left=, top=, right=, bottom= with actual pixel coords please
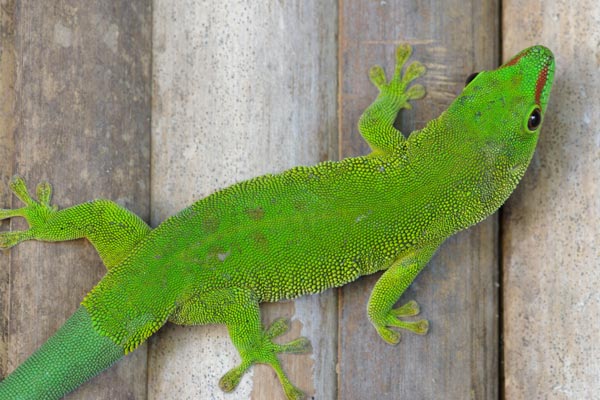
left=3, top=1, right=596, bottom=399
left=0, top=1, right=151, bottom=399
left=338, top=1, right=500, bottom=399
left=149, top=1, right=337, bottom=399
left=502, top=0, right=600, bottom=398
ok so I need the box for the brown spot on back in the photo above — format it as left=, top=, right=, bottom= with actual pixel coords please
left=202, top=216, right=219, bottom=233
left=251, top=231, right=268, bottom=248
left=294, top=200, right=307, bottom=211
left=246, top=207, right=265, bottom=220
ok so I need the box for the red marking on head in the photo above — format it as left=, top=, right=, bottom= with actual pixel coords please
left=501, top=51, right=527, bottom=68
left=535, top=66, right=549, bottom=106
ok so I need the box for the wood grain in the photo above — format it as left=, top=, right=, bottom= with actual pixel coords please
left=502, top=0, right=600, bottom=398
left=338, top=1, right=500, bottom=398
left=0, top=1, right=151, bottom=399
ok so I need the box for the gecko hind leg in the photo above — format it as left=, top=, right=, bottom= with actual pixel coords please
left=168, top=289, right=311, bottom=400
left=220, top=316, right=311, bottom=400
left=0, top=175, right=151, bottom=268
left=367, top=246, right=436, bottom=345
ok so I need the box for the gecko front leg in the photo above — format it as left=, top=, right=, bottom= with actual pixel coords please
left=358, top=43, right=426, bottom=155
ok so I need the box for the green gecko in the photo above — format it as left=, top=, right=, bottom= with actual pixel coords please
left=0, top=43, right=554, bottom=399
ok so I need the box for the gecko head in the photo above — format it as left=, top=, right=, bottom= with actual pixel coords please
left=496, top=45, right=554, bottom=114
left=448, top=45, right=555, bottom=178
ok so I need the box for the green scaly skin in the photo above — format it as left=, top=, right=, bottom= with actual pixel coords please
left=0, top=44, right=554, bottom=399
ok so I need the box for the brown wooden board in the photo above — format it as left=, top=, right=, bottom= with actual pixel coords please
left=0, top=2, right=151, bottom=399
left=338, top=1, right=500, bottom=398
left=502, top=0, right=600, bottom=397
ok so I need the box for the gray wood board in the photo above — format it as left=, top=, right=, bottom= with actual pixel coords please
left=502, top=0, right=600, bottom=398
left=148, top=1, right=337, bottom=399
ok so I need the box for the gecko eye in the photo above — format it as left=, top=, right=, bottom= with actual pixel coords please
left=527, top=107, right=542, bottom=131
left=465, top=72, right=479, bottom=86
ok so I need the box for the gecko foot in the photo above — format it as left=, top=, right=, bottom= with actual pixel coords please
left=219, top=318, right=311, bottom=400
left=369, top=43, right=426, bottom=110
left=0, top=175, right=57, bottom=249
left=373, top=299, right=429, bottom=345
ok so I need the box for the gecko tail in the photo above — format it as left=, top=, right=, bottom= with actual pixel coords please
left=0, top=306, right=124, bottom=400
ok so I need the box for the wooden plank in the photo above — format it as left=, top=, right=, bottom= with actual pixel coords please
left=149, top=1, right=337, bottom=399
left=0, top=0, right=17, bottom=379
left=502, top=0, right=600, bottom=398
left=0, top=1, right=151, bottom=399
left=338, top=1, right=500, bottom=398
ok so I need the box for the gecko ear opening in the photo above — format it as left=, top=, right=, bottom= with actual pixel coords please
left=464, top=72, right=479, bottom=86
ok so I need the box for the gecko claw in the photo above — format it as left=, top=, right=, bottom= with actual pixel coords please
left=404, top=61, right=426, bottom=82
left=0, top=231, right=32, bottom=249
left=36, top=181, right=53, bottom=205
left=9, top=175, right=36, bottom=206
left=265, top=317, right=291, bottom=339
left=406, top=83, right=426, bottom=101
left=391, top=299, right=420, bottom=317
left=393, top=43, right=412, bottom=79
left=369, top=65, right=388, bottom=89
